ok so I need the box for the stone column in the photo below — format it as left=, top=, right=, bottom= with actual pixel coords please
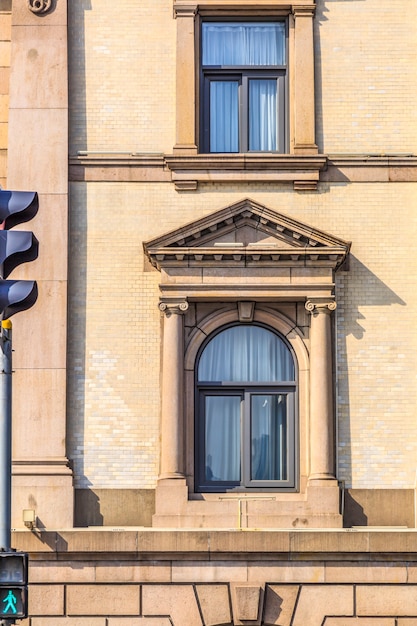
left=173, top=4, right=198, bottom=154
left=292, top=6, right=318, bottom=154
left=305, top=298, right=337, bottom=481
left=158, top=299, right=189, bottom=478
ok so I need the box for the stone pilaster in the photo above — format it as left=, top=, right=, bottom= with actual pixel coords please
left=173, top=4, right=198, bottom=154
left=292, top=6, right=318, bottom=154
left=305, top=298, right=337, bottom=482
left=158, top=299, right=189, bottom=478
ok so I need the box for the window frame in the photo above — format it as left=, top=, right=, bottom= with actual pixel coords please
left=194, top=322, right=298, bottom=493
left=200, top=19, right=288, bottom=154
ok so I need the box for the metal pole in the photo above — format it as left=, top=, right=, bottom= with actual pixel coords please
left=0, top=320, right=12, bottom=551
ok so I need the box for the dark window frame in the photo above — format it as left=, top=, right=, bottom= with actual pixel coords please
left=195, top=323, right=298, bottom=493
left=200, top=19, right=289, bottom=154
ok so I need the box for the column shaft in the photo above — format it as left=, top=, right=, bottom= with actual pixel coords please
left=159, top=301, right=188, bottom=478
left=306, top=300, right=336, bottom=480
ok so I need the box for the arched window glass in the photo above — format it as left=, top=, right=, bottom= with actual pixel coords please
left=196, top=324, right=297, bottom=492
left=198, top=325, right=294, bottom=382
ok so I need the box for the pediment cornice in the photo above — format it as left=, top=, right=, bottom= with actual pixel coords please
left=144, top=198, right=351, bottom=271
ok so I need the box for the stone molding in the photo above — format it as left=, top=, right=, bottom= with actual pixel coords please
left=27, top=0, right=53, bottom=14
left=68, top=153, right=417, bottom=185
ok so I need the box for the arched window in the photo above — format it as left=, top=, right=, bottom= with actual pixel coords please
left=196, top=324, right=297, bottom=491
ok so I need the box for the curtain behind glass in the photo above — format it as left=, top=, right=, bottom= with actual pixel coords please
left=249, top=79, right=277, bottom=151
left=210, top=81, right=239, bottom=152
left=202, top=23, right=286, bottom=66
left=205, top=395, right=240, bottom=482
left=251, top=394, right=287, bottom=480
left=198, top=326, right=294, bottom=382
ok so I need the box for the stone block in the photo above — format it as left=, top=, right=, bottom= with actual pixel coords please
left=12, top=368, right=67, bottom=460
left=9, top=25, right=67, bottom=108
left=196, top=584, right=232, bottom=626
left=29, top=562, right=95, bottom=583
left=249, top=562, right=324, bottom=584
left=292, top=585, right=354, bottom=626
left=8, top=108, right=68, bottom=193
left=230, top=584, right=263, bottom=623
left=30, top=617, right=107, bottom=626
left=108, top=620, right=172, bottom=626
left=325, top=562, right=407, bottom=583
left=324, top=617, right=394, bottom=626
left=172, top=561, right=247, bottom=583
left=263, top=585, right=299, bottom=626
left=142, top=585, right=202, bottom=626
left=28, top=584, right=64, bottom=615
left=67, top=584, right=140, bottom=616
left=95, top=562, right=171, bottom=583
left=356, top=585, right=417, bottom=616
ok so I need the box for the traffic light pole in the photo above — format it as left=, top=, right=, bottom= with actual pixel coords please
left=0, top=320, right=12, bottom=552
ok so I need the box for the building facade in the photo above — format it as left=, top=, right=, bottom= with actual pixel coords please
left=1, top=0, right=417, bottom=623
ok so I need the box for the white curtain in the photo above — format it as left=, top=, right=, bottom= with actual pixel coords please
left=210, top=81, right=239, bottom=153
left=203, top=23, right=284, bottom=153
left=202, top=23, right=286, bottom=66
left=198, top=326, right=294, bottom=382
left=199, top=326, right=293, bottom=483
left=249, top=79, right=277, bottom=151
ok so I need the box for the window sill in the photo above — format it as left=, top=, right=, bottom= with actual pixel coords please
left=164, top=153, right=327, bottom=191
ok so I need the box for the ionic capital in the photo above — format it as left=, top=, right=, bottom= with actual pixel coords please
left=305, top=298, right=337, bottom=315
left=159, top=299, right=189, bottom=316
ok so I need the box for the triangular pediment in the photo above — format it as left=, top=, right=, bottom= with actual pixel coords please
left=144, top=198, right=350, bottom=270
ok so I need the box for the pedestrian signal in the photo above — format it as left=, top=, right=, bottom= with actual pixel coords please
left=0, top=552, right=28, bottom=619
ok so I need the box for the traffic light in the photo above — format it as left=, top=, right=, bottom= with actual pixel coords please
left=0, top=552, right=28, bottom=619
left=0, top=190, right=38, bottom=319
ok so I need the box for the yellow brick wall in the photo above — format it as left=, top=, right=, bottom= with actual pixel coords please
left=67, top=181, right=417, bottom=489
left=316, top=0, right=417, bottom=154
left=68, top=0, right=176, bottom=155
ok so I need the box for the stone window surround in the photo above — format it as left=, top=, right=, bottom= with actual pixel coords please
left=171, top=0, right=320, bottom=190
left=144, top=198, right=351, bottom=526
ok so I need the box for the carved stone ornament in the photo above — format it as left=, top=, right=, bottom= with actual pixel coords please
left=28, top=0, right=53, bottom=14
left=159, top=300, right=189, bottom=315
left=305, top=299, right=337, bottom=314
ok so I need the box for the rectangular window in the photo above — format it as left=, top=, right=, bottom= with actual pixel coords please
left=201, top=22, right=287, bottom=153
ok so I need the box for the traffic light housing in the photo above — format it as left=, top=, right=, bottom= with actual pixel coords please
left=0, top=552, right=28, bottom=619
left=0, top=190, right=38, bottom=319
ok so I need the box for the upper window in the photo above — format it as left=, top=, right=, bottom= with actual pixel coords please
left=200, top=22, right=287, bottom=153
left=195, top=324, right=297, bottom=491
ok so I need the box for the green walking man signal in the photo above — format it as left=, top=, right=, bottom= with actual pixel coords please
left=0, top=552, right=28, bottom=620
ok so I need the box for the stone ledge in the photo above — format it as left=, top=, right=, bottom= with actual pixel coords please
left=11, top=529, right=417, bottom=561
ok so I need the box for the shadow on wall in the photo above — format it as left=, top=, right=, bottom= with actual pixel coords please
left=336, top=256, right=406, bottom=515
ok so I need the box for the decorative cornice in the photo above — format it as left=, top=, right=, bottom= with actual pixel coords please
left=28, top=0, right=53, bottom=14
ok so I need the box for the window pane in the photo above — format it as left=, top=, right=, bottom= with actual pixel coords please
left=203, top=23, right=286, bottom=66
left=210, top=81, right=239, bottom=152
left=198, top=326, right=295, bottom=382
left=205, top=396, right=241, bottom=482
left=251, top=394, right=287, bottom=480
left=249, top=79, right=277, bottom=151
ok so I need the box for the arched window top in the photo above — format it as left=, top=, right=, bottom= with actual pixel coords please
left=198, top=324, right=295, bottom=383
